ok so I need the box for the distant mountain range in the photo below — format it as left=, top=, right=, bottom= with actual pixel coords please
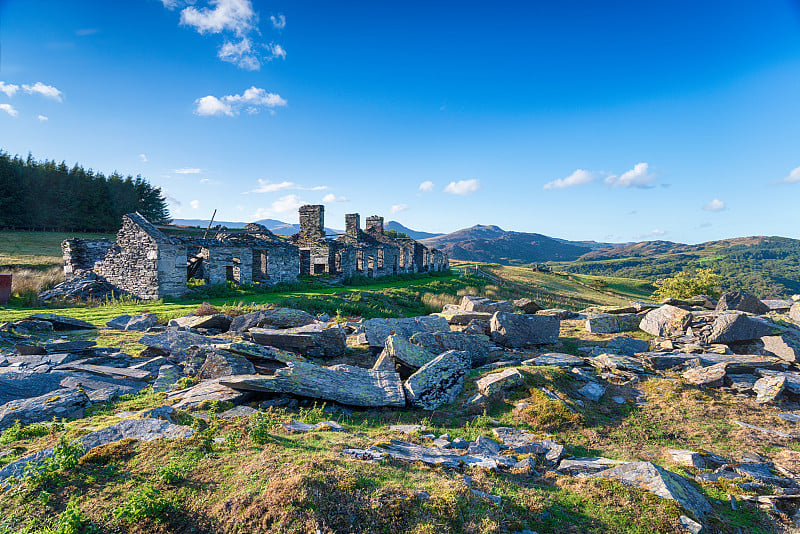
left=170, top=218, right=437, bottom=238
left=384, top=221, right=442, bottom=240
left=420, top=225, right=595, bottom=264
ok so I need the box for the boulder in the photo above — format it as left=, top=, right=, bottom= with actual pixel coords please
left=362, top=316, right=449, bottom=351
left=523, top=352, right=584, bottom=367
left=410, top=331, right=493, bottom=367
left=195, top=346, right=256, bottom=379
left=138, top=330, right=225, bottom=359
left=591, top=461, right=711, bottom=517
left=228, top=308, right=316, bottom=332
left=169, top=313, right=233, bottom=332
left=753, top=375, right=786, bottom=403
left=513, top=298, right=542, bottom=314
left=7, top=319, right=54, bottom=334
left=589, top=353, right=644, bottom=374
left=762, top=335, right=800, bottom=362
left=0, top=372, right=71, bottom=404
left=369, top=439, right=501, bottom=469
left=585, top=313, right=641, bottom=334
left=167, top=378, right=250, bottom=410
left=639, top=305, right=692, bottom=337
left=476, top=368, right=525, bottom=396
left=152, top=365, right=183, bottom=393
left=490, top=312, right=560, bottom=348
left=106, top=313, right=159, bottom=331
left=434, top=309, right=493, bottom=326
left=537, top=309, right=580, bottom=319
left=221, top=362, right=406, bottom=407
left=762, top=300, right=794, bottom=312
left=0, top=418, right=194, bottom=485
left=58, top=373, right=147, bottom=402
left=705, top=313, right=775, bottom=344
left=54, top=360, right=153, bottom=382
left=606, top=336, right=651, bottom=356
left=577, top=382, right=606, bottom=402
left=248, top=322, right=346, bottom=358
left=0, top=388, right=90, bottom=431
left=382, top=335, right=437, bottom=370
left=460, top=296, right=514, bottom=314
left=25, top=313, right=97, bottom=331
left=558, top=457, right=626, bottom=475
left=283, top=420, right=344, bottom=433
left=682, top=363, right=727, bottom=387
left=715, top=291, right=770, bottom=315
left=403, top=350, right=471, bottom=410
left=791, top=303, right=800, bottom=322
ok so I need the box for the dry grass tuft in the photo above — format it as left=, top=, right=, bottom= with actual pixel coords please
left=195, top=302, right=221, bottom=316
left=517, top=388, right=585, bottom=431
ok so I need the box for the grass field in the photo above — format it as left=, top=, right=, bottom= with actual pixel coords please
left=0, top=230, right=115, bottom=270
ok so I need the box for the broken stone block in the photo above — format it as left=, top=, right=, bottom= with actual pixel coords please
left=639, top=305, right=692, bottom=337
left=221, top=362, right=406, bottom=407
left=169, top=313, right=233, bottom=332
left=8, top=320, right=53, bottom=334
left=195, top=346, right=256, bottom=379
left=410, top=331, right=493, bottom=367
left=591, top=461, right=712, bottom=517
left=0, top=388, right=90, bottom=431
left=362, top=316, right=449, bottom=351
left=589, top=353, right=644, bottom=374
left=585, top=313, right=641, bottom=334
left=283, top=420, right=344, bottom=433
left=523, top=352, right=584, bottom=367
left=152, top=365, right=183, bottom=393
left=725, top=374, right=758, bottom=393
left=384, top=335, right=437, bottom=370
left=679, top=515, right=703, bottom=534
left=753, top=375, right=786, bottom=403
left=25, top=313, right=97, bottom=331
left=106, top=313, right=159, bottom=331
left=0, top=372, right=78, bottom=404
left=434, top=309, right=493, bottom=325
left=248, top=322, right=346, bottom=358
left=218, top=342, right=305, bottom=364
left=715, top=291, right=770, bottom=315
left=54, top=360, right=153, bottom=382
left=138, top=330, right=225, bottom=359
left=218, top=405, right=258, bottom=419
left=371, top=439, right=499, bottom=469
left=557, top=457, right=626, bottom=475
left=461, top=296, right=514, bottom=313
left=537, top=309, right=580, bottom=319
left=761, top=335, right=800, bottom=362
left=513, top=298, right=542, bottom=314
left=791, top=303, right=800, bottom=322
left=705, top=313, right=775, bottom=344
left=403, top=350, right=471, bottom=410
left=476, top=368, right=525, bottom=396
left=228, top=308, right=316, bottom=332
left=682, top=363, right=727, bottom=387
left=606, top=336, right=651, bottom=356
left=490, top=312, right=560, bottom=348
left=668, top=449, right=708, bottom=469
left=577, top=382, right=606, bottom=402
left=167, top=378, right=251, bottom=410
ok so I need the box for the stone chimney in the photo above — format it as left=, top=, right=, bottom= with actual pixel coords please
left=345, top=213, right=360, bottom=239
left=299, top=205, right=324, bottom=239
left=365, top=215, right=384, bottom=235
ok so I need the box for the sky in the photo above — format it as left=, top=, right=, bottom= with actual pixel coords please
left=1, top=0, right=800, bottom=243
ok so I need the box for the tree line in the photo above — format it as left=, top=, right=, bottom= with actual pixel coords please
left=0, top=151, right=171, bottom=231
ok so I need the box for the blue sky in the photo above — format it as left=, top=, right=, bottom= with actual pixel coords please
left=1, top=0, right=799, bottom=243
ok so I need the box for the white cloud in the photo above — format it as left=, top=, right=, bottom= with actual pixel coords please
left=174, top=168, right=202, bottom=174
left=0, top=104, right=18, bottom=117
left=543, top=169, right=596, bottom=190
left=270, top=14, right=286, bottom=29
left=391, top=204, right=408, bottom=214
left=138, top=153, right=148, bottom=162
left=269, top=43, right=286, bottom=60
left=0, top=82, right=19, bottom=98
left=703, top=198, right=725, bottom=212
left=180, top=0, right=256, bottom=35
left=190, top=199, right=200, bottom=209
left=161, top=0, right=181, bottom=9
left=37, top=115, right=49, bottom=122
left=780, top=166, right=800, bottom=184
left=22, top=82, right=63, bottom=102
left=200, top=178, right=210, bottom=183
left=217, top=37, right=260, bottom=70
left=634, top=229, right=667, bottom=240
left=322, top=193, right=348, bottom=203
left=604, top=162, right=656, bottom=188
left=194, top=87, right=287, bottom=117
left=444, top=179, right=481, bottom=195
left=250, top=179, right=327, bottom=194
left=418, top=180, right=434, bottom=192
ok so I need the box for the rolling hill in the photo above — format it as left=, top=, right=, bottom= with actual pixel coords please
left=385, top=221, right=442, bottom=240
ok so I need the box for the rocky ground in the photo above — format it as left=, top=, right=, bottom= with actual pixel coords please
left=1, top=293, right=800, bottom=533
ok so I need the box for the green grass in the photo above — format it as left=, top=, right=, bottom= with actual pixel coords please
left=0, top=230, right=115, bottom=270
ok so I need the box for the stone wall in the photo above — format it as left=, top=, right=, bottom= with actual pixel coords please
left=299, top=205, right=325, bottom=240
left=365, top=216, right=384, bottom=235
left=61, top=238, right=113, bottom=280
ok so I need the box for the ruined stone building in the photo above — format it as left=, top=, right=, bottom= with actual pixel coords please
left=60, top=205, right=447, bottom=300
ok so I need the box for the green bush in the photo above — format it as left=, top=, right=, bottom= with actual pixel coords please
left=53, top=499, right=98, bottom=534
left=23, top=437, right=84, bottom=488
left=248, top=411, right=278, bottom=445
left=651, top=268, right=721, bottom=300
left=0, top=421, right=53, bottom=445
left=114, top=483, right=172, bottom=523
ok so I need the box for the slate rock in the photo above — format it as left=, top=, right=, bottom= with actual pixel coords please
left=167, top=378, right=251, bottom=410
left=138, top=330, right=224, bottom=359
left=577, top=382, right=606, bottom=402
left=0, top=372, right=71, bottom=404
left=639, top=305, right=693, bottom=337
left=683, top=363, right=727, bottom=387
left=410, top=330, right=493, bottom=367
left=170, top=313, right=233, bottom=332
left=791, top=303, right=800, bottom=322
left=589, top=353, right=645, bottom=374
left=668, top=449, right=708, bottom=469
left=283, top=420, right=344, bottom=433
left=725, top=374, right=758, bottom=393
left=404, top=350, right=471, bottom=410
left=192, top=346, right=256, bottom=379
left=106, top=313, right=159, bottom=331
left=557, top=457, right=626, bottom=475
left=591, top=461, right=712, bottom=517
left=476, top=368, right=525, bottom=396
left=715, top=291, right=770, bottom=315
left=537, top=309, right=580, bottom=320
left=434, top=309, right=493, bottom=326
left=585, top=313, right=641, bottom=334
left=59, top=373, right=147, bottom=402
left=221, top=362, right=406, bottom=407
left=753, top=375, right=785, bottom=403
left=228, top=308, right=316, bottom=332
left=513, top=298, right=542, bottom=314
left=218, top=342, right=305, bottom=364
left=705, top=313, right=775, bottom=344
left=248, top=322, right=347, bottom=358
left=152, top=365, right=183, bottom=393
left=8, top=320, right=53, bottom=334
left=606, top=336, right=651, bottom=356
left=490, top=312, right=560, bottom=348
left=219, top=406, right=258, bottom=419
left=679, top=515, right=703, bottom=534
left=461, top=296, right=514, bottom=313
left=524, top=352, right=584, bottom=367
left=761, top=335, right=800, bottom=362
left=25, top=313, right=97, bottom=331
left=362, top=316, right=449, bottom=351
left=735, top=461, right=797, bottom=487
left=138, top=405, right=176, bottom=422
left=371, top=439, right=499, bottom=469
left=0, top=388, right=90, bottom=431
left=383, top=335, right=437, bottom=370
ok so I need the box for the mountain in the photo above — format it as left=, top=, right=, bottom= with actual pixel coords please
left=171, top=218, right=247, bottom=229
left=170, top=218, right=340, bottom=236
left=420, top=225, right=592, bottom=264
left=385, top=221, right=442, bottom=240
